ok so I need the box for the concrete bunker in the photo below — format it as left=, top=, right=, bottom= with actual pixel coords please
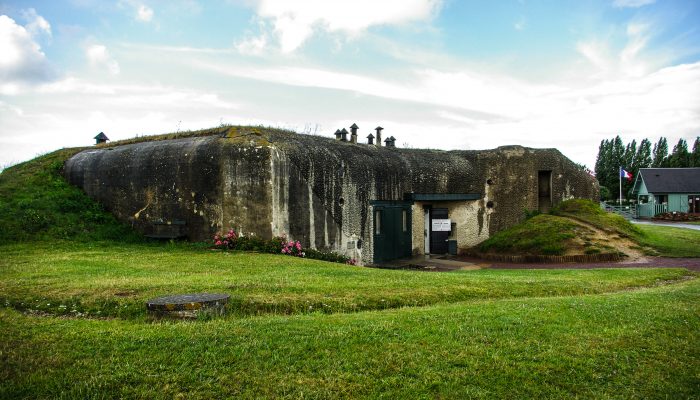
left=64, top=126, right=599, bottom=265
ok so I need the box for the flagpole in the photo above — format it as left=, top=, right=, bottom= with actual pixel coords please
left=619, top=166, right=622, bottom=206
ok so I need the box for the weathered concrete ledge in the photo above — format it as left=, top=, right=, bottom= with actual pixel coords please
left=146, top=293, right=229, bottom=319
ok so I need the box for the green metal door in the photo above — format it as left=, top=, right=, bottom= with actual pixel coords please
left=372, top=202, right=412, bottom=263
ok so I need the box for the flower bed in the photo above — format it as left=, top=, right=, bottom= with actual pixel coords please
left=212, top=229, right=356, bottom=265
left=652, top=212, right=700, bottom=221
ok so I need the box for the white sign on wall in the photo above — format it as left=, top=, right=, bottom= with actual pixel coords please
left=431, top=219, right=452, bottom=231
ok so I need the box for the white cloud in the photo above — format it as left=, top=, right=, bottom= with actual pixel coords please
left=620, top=22, right=651, bottom=77
left=0, top=15, right=54, bottom=92
left=21, top=8, right=51, bottom=38
left=235, top=34, right=268, bottom=56
left=118, top=1, right=154, bottom=23
left=136, top=4, right=154, bottom=22
left=0, top=78, right=240, bottom=168
left=86, top=44, right=120, bottom=75
left=577, top=21, right=661, bottom=79
left=577, top=40, right=612, bottom=73
left=192, top=54, right=700, bottom=167
left=244, top=0, right=442, bottom=53
left=612, top=0, right=656, bottom=8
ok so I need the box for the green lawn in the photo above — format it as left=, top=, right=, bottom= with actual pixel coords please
left=0, top=242, right=694, bottom=319
left=636, top=224, right=700, bottom=257
left=1, top=242, right=699, bottom=398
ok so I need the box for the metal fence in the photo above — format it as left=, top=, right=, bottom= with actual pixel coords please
left=636, top=203, right=668, bottom=218
left=600, top=202, right=635, bottom=219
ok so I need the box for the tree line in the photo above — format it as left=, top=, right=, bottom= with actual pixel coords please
left=594, top=136, right=700, bottom=200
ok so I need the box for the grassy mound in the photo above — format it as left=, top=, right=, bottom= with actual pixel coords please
left=478, top=213, right=615, bottom=256
left=550, top=198, right=642, bottom=238
left=479, top=199, right=700, bottom=257
left=478, top=199, right=644, bottom=257
left=0, top=149, right=142, bottom=244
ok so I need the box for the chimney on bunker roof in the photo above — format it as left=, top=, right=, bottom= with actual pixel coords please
left=350, top=123, right=358, bottom=143
left=384, top=135, right=396, bottom=147
left=375, top=126, right=383, bottom=147
left=366, top=133, right=375, bottom=145
left=334, top=129, right=342, bottom=140
left=340, top=128, right=348, bottom=142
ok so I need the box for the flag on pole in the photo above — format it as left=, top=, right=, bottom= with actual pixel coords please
left=620, top=168, right=633, bottom=181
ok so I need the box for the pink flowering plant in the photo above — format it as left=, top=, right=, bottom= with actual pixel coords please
left=212, top=228, right=355, bottom=264
left=281, top=239, right=304, bottom=257
left=213, top=229, right=238, bottom=249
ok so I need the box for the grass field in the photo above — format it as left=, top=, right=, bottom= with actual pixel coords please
left=1, top=242, right=694, bottom=319
left=1, top=241, right=699, bottom=399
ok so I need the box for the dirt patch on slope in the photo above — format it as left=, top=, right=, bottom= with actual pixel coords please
left=561, top=217, right=647, bottom=261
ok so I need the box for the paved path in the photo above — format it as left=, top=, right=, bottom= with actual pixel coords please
left=457, top=256, right=700, bottom=272
left=375, top=255, right=700, bottom=272
left=371, top=255, right=479, bottom=272
left=631, top=219, right=700, bottom=231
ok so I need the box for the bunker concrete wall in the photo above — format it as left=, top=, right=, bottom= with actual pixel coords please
left=467, top=146, right=599, bottom=237
left=64, top=136, right=277, bottom=242
left=268, top=131, right=479, bottom=264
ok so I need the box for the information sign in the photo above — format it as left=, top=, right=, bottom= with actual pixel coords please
left=431, top=219, right=451, bottom=231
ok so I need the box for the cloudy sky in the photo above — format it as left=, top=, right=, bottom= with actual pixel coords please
left=1, top=0, right=699, bottom=169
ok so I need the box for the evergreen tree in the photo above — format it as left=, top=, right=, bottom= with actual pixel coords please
left=691, top=137, right=700, bottom=167
left=623, top=140, right=637, bottom=170
left=603, top=136, right=625, bottom=201
left=668, top=138, right=690, bottom=167
left=611, top=136, right=625, bottom=166
left=594, top=139, right=608, bottom=186
left=596, top=139, right=614, bottom=198
left=634, top=139, right=652, bottom=170
left=621, top=140, right=637, bottom=198
left=652, top=137, right=668, bottom=167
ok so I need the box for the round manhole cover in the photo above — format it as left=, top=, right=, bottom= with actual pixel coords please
left=146, top=293, right=229, bottom=319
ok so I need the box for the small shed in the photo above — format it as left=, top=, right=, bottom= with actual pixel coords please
left=632, top=168, right=700, bottom=217
left=94, top=132, right=109, bottom=145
